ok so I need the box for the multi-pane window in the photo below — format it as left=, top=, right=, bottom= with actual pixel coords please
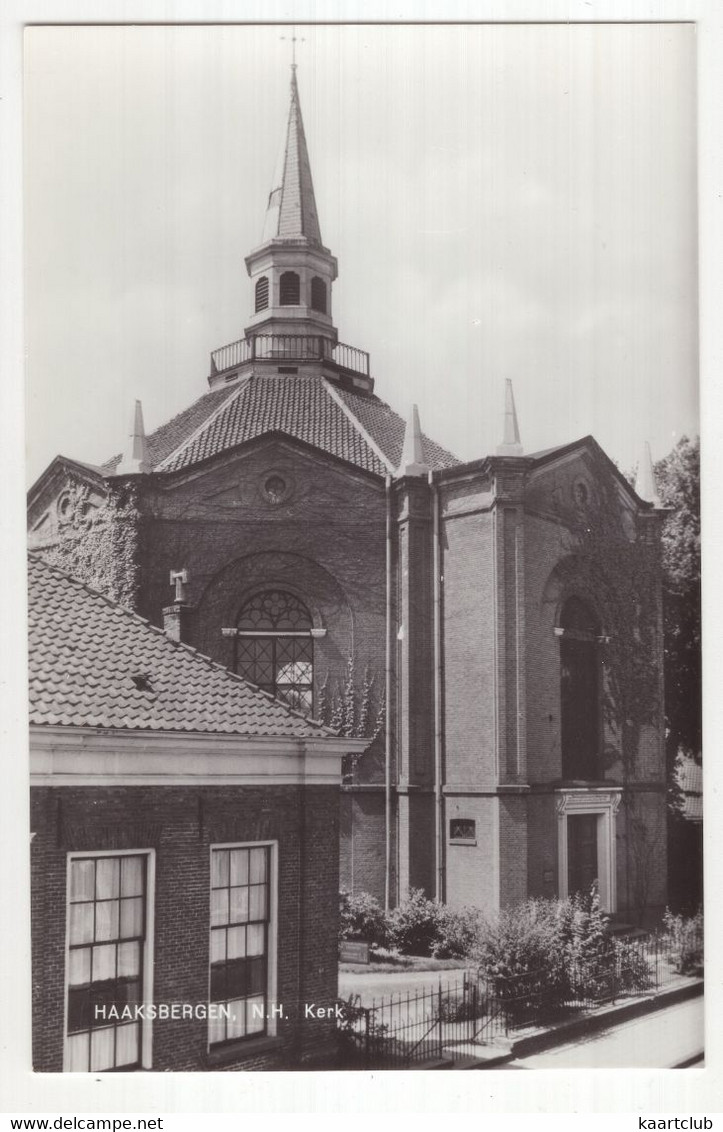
left=209, top=845, right=272, bottom=1046
left=234, top=590, right=314, bottom=714
left=279, top=271, right=300, bottom=305
left=66, top=853, right=148, bottom=1072
left=559, top=596, right=601, bottom=780
left=310, top=276, right=327, bottom=313
left=255, top=276, right=269, bottom=312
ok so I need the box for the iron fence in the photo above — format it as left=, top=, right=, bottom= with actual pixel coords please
left=336, top=925, right=703, bottom=1069
left=337, top=976, right=488, bottom=1069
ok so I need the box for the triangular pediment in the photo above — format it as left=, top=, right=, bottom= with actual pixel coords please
left=157, top=433, right=385, bottom=521
left=27, top=456, right=108, bottom=544
left=526, top=436, right=649, bottom=518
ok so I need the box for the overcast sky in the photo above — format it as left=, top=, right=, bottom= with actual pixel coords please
left=24, top=22, right=698, bottom=484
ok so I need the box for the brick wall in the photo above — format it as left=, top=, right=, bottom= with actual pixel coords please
left=523, top=511, right=570, bottom=784
left=526, top=794, right=559, bottom=900
left=140, top=444, right=387, bottom=708
left=338, top=789, right=394, bottom=901
left=523, top=465, right=667, bottom=793
left=28, top=439, right=669, bottom=931
left=397, top=791, right=435, bottom=896
left=139, top=442, right=392, bottom=904
left=440, top=507, right=496, bottom=789
left=30, top=783, right=340, bottom=1073
left=616, top=789, right=668, bottom=916
left=498, top=794, right=529, bottom=908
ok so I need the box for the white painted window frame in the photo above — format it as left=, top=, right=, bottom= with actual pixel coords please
left=63, top=847, right=156, bottom=1073
left=556, top=788, right=622, bottom=912
left=207, top=840, right=279, bottom=1049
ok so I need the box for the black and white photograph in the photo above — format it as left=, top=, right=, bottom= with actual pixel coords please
left=3, top=6, right=715, bottom=1115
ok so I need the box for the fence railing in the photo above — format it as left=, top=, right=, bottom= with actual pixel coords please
left=336, top=926, right=703, bottom=1069
left=337, top=978, right=482, bottom=1070
left=210, top=334, right=370, bottom=378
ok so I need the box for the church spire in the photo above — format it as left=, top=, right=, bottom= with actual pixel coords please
left=396, top=404, right=430, bottom=478
left=261, top=66, right=323, bottom=246
left=635, top=441, right=662, bottom=507
left=115, top=399, right=151, bottom=475
left=496, top=379, right=523, bottom=456
left=244, top=64, right=338, bottom=345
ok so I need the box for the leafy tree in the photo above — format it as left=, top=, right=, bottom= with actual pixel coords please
left=655, top=436, right=701, bottom=772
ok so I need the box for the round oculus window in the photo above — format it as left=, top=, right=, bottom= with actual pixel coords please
left=262, top=473, right=288, bottom=505
left=572, top=479, right=590, bottom=507
left=57, top=493, right=73, bottom=522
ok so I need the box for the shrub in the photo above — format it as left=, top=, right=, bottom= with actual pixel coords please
left=613, top=937, right=655, bottom=993
left=558, top=884, right=617, bottom=1000
left=470, top=884, right=657, bottom=1020
left=339, top=890, right=389, bottom=948
left=432, top=905, right=484, bottom=959
left=387, top=888, right=443, bottom=955
left=663, top=908, right=703, bottom=975
left=434, top=985, right=487, bottom=1023
left=473, top=897, right=570, bottom=1018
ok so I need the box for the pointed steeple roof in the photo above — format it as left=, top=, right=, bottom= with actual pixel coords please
left=635, top=441, right=662, bottom=507
left=396, top=404, right=430, bottom=478
left=496, top=379, right=523, bottom=456
left=261, top=67, right=322, bottom=246
left=115, top=399, right=151, bottom=475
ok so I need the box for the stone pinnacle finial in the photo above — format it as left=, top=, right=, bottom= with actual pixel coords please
left=496, top=379, right=523, bottom=456
left=396, top=404, right=430, bottom=478
left=115, top=399, right=151, bottom=475
left=635, top=441, right=661, bottom=507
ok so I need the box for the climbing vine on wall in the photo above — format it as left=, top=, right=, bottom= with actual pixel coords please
left=43, top=482, right=142, bottom=610
left=554, top=462, right=661, bottom=776
left=318, top=656, right=385, bottom=741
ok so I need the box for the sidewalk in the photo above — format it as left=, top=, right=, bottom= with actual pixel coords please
left=503, top=995, right=704, bottom=1069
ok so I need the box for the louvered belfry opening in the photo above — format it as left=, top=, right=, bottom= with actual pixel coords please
left=310, top=276, right=327, bottom=313
left=255, top=276, right=269, bottom=312
left=279, top=272, right=300, bottom=306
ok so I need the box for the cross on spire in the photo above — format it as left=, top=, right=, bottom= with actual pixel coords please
left=281, top=27, right=305, bottom=69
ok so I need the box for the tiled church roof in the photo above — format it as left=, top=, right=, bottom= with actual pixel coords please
left=335, top=386, right=460, bottom=473
left=101, top=385, right=238, bottom=476
left=104, top=375, right=459, bottom=479
left=27, top=555, right=325, bottom=737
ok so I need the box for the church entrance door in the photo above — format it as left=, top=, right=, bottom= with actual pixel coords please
left=567, top=813, right=598, bottom=899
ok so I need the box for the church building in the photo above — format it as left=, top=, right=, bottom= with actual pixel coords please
left=28, top=65, right=669, bottom=920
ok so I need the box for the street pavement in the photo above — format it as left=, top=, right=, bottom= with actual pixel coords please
left=339, top=967, right=469, bottom=1006
left=503, top=996, right=704, bottom=1069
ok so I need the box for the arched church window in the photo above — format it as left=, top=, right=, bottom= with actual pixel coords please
left=310, top=276, right=327, bottom=313
left=559, top=596, right=601, bottom=780
left=255, top=276, right=269, bottom=312
left=234, top=590, right=313, bottom=714
left=279, top=272, right=300, bottom=306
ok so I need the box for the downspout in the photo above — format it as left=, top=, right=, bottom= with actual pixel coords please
left=384, top=475, right=393, bottom=912
left=430, top=470, right=444, bottom=902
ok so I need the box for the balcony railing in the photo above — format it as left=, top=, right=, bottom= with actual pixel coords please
left=210, top=335, right=370, bottom=379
